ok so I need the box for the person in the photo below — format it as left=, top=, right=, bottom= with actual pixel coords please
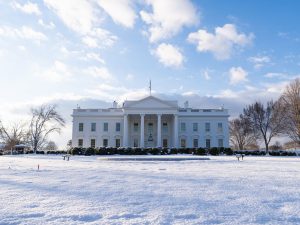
left=241, top=154, right=244, bottom=160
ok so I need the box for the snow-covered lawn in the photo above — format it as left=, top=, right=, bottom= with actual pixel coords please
left=1, top=155, right=300, bottom=225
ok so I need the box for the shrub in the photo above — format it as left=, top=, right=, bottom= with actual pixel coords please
left=71, top=147, right=84, bottom=155
left=84, top=147, right=95, bottom=156
left=209, top=147, right=220, bottom=156
left=224, top=148, right=233, bottom=155
left=169, top=148, right=178, bottom=154
left=148, top=148, right=160, bottom=155
left=195, top=148, right=206, bottom=155
left=287, top=151, right=296, bottom=156
left=219, top=147, right=225, bottom=154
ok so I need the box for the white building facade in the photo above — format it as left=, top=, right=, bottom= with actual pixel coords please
left=71, top=96, right=229, bottom=148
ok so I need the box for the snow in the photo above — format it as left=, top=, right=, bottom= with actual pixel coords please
left=1, top=155, right=300, bottom=224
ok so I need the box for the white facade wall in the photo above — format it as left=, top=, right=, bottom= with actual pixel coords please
left=71, top=96, right=230, bottom=148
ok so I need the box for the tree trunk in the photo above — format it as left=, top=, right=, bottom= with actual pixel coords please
left=264, top=139, right=269, bottom=155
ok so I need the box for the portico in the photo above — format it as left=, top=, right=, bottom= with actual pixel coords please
left=123, top=113, right=178, bottom=148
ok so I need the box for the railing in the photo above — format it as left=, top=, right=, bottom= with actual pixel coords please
left=178, top=108, right=227, bottom=113
left=74, top=108, right=123, bottom=113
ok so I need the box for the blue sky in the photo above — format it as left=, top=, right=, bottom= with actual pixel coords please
left=0, top=0, right=299, bottom=147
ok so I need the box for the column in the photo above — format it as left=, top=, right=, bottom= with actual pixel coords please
left=140, top=114, right=145, bottom=148
left=157, top=114, right=162, bottom=147
left=123, top=114, right=128, bottom=147
left=173, top=114, right=178, bottom=148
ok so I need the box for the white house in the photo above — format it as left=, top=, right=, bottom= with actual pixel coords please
left=71, top=95, right=229, bottom=148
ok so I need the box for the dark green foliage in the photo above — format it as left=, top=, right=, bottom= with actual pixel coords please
left=195, top=148, right=206, bottom=155
left=71, top=147, right=84, bottom=155
left=84, top=147, right=95, bottom=156
left=224, top=148, right=233, bottom=155
left=148, top=148, right=160, bottom=155
left=209, top=147, right=220, bottom=155
left=169, top=148, right=178, bottom=154
left=47, top=150, right=67, bottom=154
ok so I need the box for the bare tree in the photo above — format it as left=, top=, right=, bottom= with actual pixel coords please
left=229, top=116, right=257, bottom=150
left=279, top=78, right=300, bottom=144
left=242, top=100, right=286, bottom=154
left=29, top=104, right=65, bottom=153
left=0, top=121, right=28, bottom=150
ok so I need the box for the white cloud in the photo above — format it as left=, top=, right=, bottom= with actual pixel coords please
left=248, top=56, right=271, bottom=69
left=214, top=89, right=239, bottom=99
left=140, top=0, right=198, bottom=42
left=84, top=66, right=114, bottom=80
left=188, top=24, right=254, bottom=60
left=44, top=0, right=98, bottom=34
left=262, top=81, right=290, bottom=94
left=95, top=0, right=136, bottom=28
left=229, top=67, right=248, bottom=85
left=38, top=19, right=56, bottom=29
left=11, top=1, right=41, bottom=15
left=18, top=45, right=26, bottom=51
left=126, top=74, right=134, bottom=80
left=264, top=72, right=287, bottom=79
left=41, top=61, right=72, bottom=82
left=87, top=83, right=148, bottom=103
left=152, top=43, right=184, bottom=68
left=202, top=69, right=213, bottom=80
left=0, top=25, right=47, bottom=42
left=82, top=28, right=118, bottom=48
left=84, top=52, right=105, bottom=64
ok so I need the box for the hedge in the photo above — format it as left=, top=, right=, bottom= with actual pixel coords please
left=69, top=147, right=233, bottom=156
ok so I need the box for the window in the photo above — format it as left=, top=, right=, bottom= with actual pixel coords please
left=134, top=138, right=138, bottom=147
left=115, top=139, right=120, bottom=148
left=193, top=139, right=198, bottom=148
left=218, top=123, right=223, bottom=133
left=78, top=139, right=83, bottom=147
left=91, top=123, right=96, bottom=132
left=218, top=139, right=224, bottom=148
left=180, top=122, right=186, bottom=132
left=103, top=122, right=108, bottom=132
left=103, top=139, right=108, bottom=147
left=90, top=139, right=95, bottom=148
left=116, top=122, right=121, bottom=132
left=193, top=123, right=198, bottom=132
left=206, top=139, right=211, bottom=148
left=79, top=123, right=84, bottom=132
left=163, top=122, right=168, bottom=132
left=134, top=123, right=139, bottom=132
left=148, top=123, right=153, bottom=133
left=205, top=122, right=210, bottom=132
left=163, top=139, right=168, bottom=148
left=180, top=139, right=186, bottom=148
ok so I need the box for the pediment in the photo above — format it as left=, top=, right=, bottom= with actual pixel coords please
left=124, top=96, right=177, bottom=109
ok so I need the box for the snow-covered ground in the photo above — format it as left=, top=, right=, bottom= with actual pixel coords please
left=1, top=155, right=300, bottom=225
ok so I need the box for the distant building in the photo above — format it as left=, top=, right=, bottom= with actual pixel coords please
left=71, top=95, right=229, bottom=148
